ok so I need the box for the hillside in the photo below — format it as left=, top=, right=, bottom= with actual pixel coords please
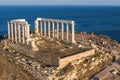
left=0, top=53, right=35, bottom=80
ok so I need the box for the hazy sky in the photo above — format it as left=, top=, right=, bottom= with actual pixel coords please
left=0, top=0, right=120, bottom=5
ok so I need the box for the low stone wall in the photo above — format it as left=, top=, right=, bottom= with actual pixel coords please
left=9, top=42, right=35, bottom=57
left=58, top=49, right=95, bottom=69
left=8, top=42, right=95, bottom=68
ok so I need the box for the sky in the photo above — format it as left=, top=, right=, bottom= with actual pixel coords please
left=0, top=0, right=120, bottom=5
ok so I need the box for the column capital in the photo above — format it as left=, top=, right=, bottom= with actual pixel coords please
left=71, top=21, right=74, bottom=24
left=7, top=22, right=10, bottom=24
left=37, top=18, right=42, bottom=21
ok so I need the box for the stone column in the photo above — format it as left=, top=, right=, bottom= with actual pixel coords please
left=14, top=23, right=17, bottom=42
left=72, top=21, right=75, bottom=43
left=26, top=24, right=30, bottom=44
left=40, top=21, right=43, bottom=36
left=48, top=21, right=50, bottom=38
left=35, top=20, right=38, bottom=34
left=24, top=24, right=27, bottom=43
left=52, top=21, right=55, bottom=38
left=22, top=25, right=25, bottom=44
left=18, top=24, right=21, bottom=42
left=7, top=22, right=10, bottom=39
left=11, top=23, right=14, bottom=40
left=57, top=22, right=59, bottom=39
left=44, top=20, right=46, bottom=37
left=61, top=22, right=64, bottom=40
left=66, top=23, right=69, bottom=41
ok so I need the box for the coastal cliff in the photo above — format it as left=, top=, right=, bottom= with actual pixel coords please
left=0, top=32, right=120, bottom=80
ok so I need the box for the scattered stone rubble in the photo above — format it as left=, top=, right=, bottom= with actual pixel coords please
left=0, top=32, right=120, bottom=80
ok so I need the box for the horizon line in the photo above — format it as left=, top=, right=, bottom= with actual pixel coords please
left=0, top=4, right=120, bottom=6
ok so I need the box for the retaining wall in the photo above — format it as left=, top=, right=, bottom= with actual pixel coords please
left=58, top=49, right=95, bottom=68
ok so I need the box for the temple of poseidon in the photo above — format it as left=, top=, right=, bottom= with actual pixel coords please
left=8, top=18, right=75, bottom=51
left=6, top=18, right=95, bottom=68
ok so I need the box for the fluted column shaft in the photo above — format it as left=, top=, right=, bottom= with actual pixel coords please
left=72, top=21, right=75, bottom=43
left=35, top=20, right=38, bottom=34
left=61, top=22, right=64, bottom=40
left=11, top=23, right=14, bottom=40
left=8, top=22, right=10, bottom=39
left=48, top=21, right=50, bottom=38
left=66, top=23, right=69, bottom=41
left=57, top=22, right=59, bottom=39
left=18, top=24, right=21, bottom=42
left=52, top=22, right=54, bottom=38
left=26, top=24, right=30, bottom=44
left=22, top=25, right=25, bottom=43
left=14, top=23, right=17, bottom=42
left=24, top=24, right=27, bottom=43
left=40, top=21, right=43, bottom=36
left=44, top=21, right=46, bottom=37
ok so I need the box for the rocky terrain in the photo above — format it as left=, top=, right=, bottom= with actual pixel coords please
left=0, top=51, right=35, bottom=80
left=0, top=32, right=120, bottom=80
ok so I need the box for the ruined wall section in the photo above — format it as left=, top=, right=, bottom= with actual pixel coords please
left=9, top=42, right=35, bottom=57
left=8, top=42, right=95, bottom=68
left=58, top=49, right=95, bottom=68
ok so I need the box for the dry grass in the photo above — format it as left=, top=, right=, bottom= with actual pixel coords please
left=0, top=54, right=35, bottom=80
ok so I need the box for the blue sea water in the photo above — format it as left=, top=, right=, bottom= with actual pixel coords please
left=0, top=6, right=120, bottom=42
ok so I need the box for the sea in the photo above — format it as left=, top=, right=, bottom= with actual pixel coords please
left=0, top=6, right=120, bottom=43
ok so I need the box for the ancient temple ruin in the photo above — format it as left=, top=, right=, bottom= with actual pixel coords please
left=8, top=19, right=30, bottom=44
left=7, top=18, right=96, bottom=69
left=35, top=18, right=75, bottom=43
left=7, top=19, right=38, bottom=51
left=7, top=18, right=75, bottom=51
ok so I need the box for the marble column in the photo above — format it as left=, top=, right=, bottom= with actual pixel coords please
left=11, top=23, right=14, bottom=40
left=48, top=21, right=50, bottom=38
left=57, top=22, right=59, bottom=39
left=24, top=24, right=27, bottom=43
left=22, top=25, right=25, bottom=44
left=72, top=21, right=75, bottom=43
left=40, top=21, right=43, bottom=36
left=26, top=24, right=30, bottom=44
left=61, top=22, right=64, bottom=40
left=44, top=21, right=46, bottom=37
left=52, top=21, right=55, bottom=38
left=66, top=23, right=69, bottom=41
left=14, top=23, right=17, bottom=42
left=8, top=22, right=10, bottom=39
left=18, top=24, right=21, bottom=42
left=35, top=20, right=38, bottom=34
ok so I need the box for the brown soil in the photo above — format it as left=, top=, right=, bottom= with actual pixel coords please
left=0, top=54, right=35, bottom=80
